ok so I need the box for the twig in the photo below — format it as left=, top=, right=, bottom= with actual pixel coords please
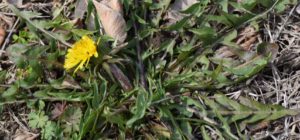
left=274, top=4, right=297, bottom=41
left=8, top=108, right=29, bottom=132
left=0, top=18, right=19, bottom=58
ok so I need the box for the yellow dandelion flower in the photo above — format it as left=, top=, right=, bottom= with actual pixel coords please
left=64, top=35, right=98, bottom=73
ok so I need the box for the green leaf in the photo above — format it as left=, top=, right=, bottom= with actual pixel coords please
left=201, top=126, right=212, bottom=140
left=9, top=5, right=71, bottom=46
left=180, top=121, right=193, bottom=139
left=71, top=29, right=95, bottom=37
left=41, top=121, right=57, bottom=139
left=158, top=106, right=183, bottom=140
left=2, top=84, right=18, bottom=98
left=166, top=16, right=190, bottom=31
left=214, top=94, right=252, bottom=122
left=6, top=44, right=29, bottom=68
left=79, top=107, right=99, bottom=139
left=162, top=39, right=176, bottom=57
left=28, top=111, right=49, bottom=129
left=189, top=27, right=217, bottom=45
left=62, top=107, right=82, bottom=134
left=181, top=1, right=209, bottom=17
left=127, top=89, right=151, bottom=127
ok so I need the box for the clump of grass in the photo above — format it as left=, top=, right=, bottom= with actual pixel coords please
left=0, top=0, right=299, bottom=139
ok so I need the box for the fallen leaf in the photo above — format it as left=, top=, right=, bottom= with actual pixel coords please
left=0, top=26, right=5, bottom=47
left=247, top=121, right=270, bottom=134
left=236, top=26, right=260, bottom=51
left=73, top=0, right=88, bottom=19
left=102, top=0, right=123, bottom=15
left=214, top=26, right=261, bottom=66
left=151, top=122, right=171, bottom=138
left=13, top=129, right=39, bottom=140
left=93, top=0, right=127, bottom=42
left=6, top=0, right=23, bottom=8
left=61, top=75, right=82, bottom=89
left=109, top=64, right=133, bottom=91
left=296, top=4, right=300, bottom=15
left=0, top=13, right=15, bottom=28
left=51, top=102, right=67, bottom=119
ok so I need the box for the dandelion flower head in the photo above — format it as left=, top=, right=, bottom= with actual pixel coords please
left=64, top=35, right=98, bottom=73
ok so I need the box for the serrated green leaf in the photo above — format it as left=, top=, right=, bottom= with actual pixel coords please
left=41, top=121, right=57, bottom=139
left=28, top=111, right=49, bottom=129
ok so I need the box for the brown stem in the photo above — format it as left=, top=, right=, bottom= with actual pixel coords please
left=132, top=1, right=147, bottom=89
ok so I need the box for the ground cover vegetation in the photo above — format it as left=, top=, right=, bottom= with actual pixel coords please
left=0, top=0, right=300, bottom=139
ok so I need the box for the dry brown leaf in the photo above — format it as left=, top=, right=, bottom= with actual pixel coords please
left=51, top=102, right=67, bottom=119
left=73, top=0, right=88, bottom=19
left=214, top=26, right=261, bottom=64
left=13, top=129, right=38, bottom=140
left=0, top=14, right=14, bottom=28
left=0, top=26, right=5, bottom=47
left=5, top=0, right=23, bottom=8
left=236, top=26, right=260, bottom=51
left=247, top=121, right=270, bottom=134
left=296, top=4, right=300, bottom=15
left=93, top=0, right=127, bottom=42
left=109, top=64, right=133, bottom=91
left=61, top=75, right=82, bottom=89
left=102, top=0, right=123, bottom=15
left=150, top=122, right=171, bottom=138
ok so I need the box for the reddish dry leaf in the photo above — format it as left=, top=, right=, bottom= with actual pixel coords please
left=93, top=0, right=127, bottom=42
left=0, top=26, right=5, bottom=47
left=51, top=102, right=67, bottom=119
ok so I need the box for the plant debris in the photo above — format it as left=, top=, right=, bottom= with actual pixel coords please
left=0, top=0, right=299, bottom=139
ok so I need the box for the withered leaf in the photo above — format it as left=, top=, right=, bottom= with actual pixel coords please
left=51, top=102, right=67, bottom=119
left=93, top=0, right=127, bottom=42
left=6, top=0, right=23, bottom=8
left=102, top=0, right=123, bottom=15
left=61, top=75, right=82, bottom=90
left=109, top=64, right=133, bottom=91
left=0, top=26, right=5, bottom=47
left=73, top=0, right=88, bottom=19
left=13, top=129, right=38, bottom=140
